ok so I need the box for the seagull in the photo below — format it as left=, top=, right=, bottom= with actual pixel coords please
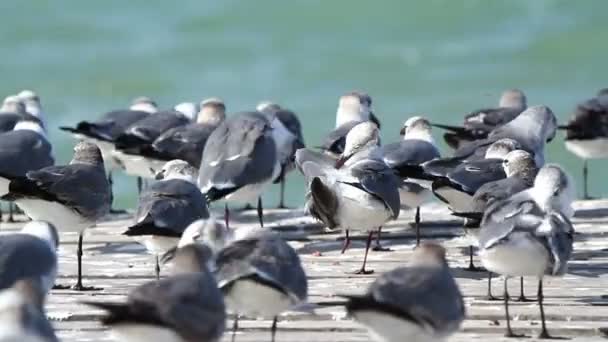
left=0, top=141, right=110, bottom=291
left=0, top=96, right=44, bottom=133
left=123, top=160, right=209, bottom=279
left=478, top=164, right=575, bottom=338
left=0, top=279, right=58, bottom=342
left=0, top=221, right=58, bottom=295
left=199, top=111, right=279, bottom=229
left=452, top=105, right=558, bottom=167
left=379, top=116, right=440, bottom=247
left=139, top=98, right=226, bottom=168
left=0, top=120, right=54, bottom=222
left=320, top=91, right=380, bottom=156
left=59, top=96, right=157, bottom=211
left=559, top=88, right=608, bottom=199
left=257, top=102, right=305, bottom=209
left=297, top=122, right=401, bottom=274
left=433, top=89, right=527, bottom=149
left=176, top=218, right=232, bottom=252
left=86, top=244, right=226, bottom=342
left=214, top=231, right=307, bottom=342
left=16, top=90, right=47, bottom=129
left=342, top=243, right=465, bottom=342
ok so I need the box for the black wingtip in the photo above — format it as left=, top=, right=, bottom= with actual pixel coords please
left=122, top=221, right=182, bottom=238
left=451, top=211, right=483, bottom=220
left=431, top=123, right=467, bottom=134
left=204, top=187, right=237, bottom=203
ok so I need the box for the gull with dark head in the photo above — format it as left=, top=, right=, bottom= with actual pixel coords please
left=0, top=141, right=110, bottom=290
left=434, top=89, right=527, bottom=149
left=86, top=244, right=226, bottom=342
left=123, top=160, right=208, bottom=279
left=478, top=164, right=574, bottom=338
left=342, top=243, right=465, bottom=342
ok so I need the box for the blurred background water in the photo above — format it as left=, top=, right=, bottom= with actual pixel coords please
left=1, top=0, right=606, bottom=209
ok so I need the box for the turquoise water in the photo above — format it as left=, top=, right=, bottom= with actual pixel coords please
left=1, top=1, right=607, bottom=208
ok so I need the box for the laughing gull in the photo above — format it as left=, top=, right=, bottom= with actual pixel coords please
left=214, top=231, right=307, bottom=342
left=257, top=102, right=305, bottom=209
left=453, top=105, right=558, bottom=166
left=59, top=97, right=157, bottom=210
left=342, top=243, right=464, bottom=342
left=199, top=111, right=279, bottom=228
left=478, top=164, right=575, bottom=338
left=0, top=141, right=110, bottom=290
left=0, top=279, right=58, bottom=342
left=0, top=221, right=59, bottom=295
left=0, top=120, right=54, bottom=222
left=559, top=88, right=608, bottom=199
left=434, top=89, right=527, bottom=149
left=141, top=98, right=226, bottom=168
left=297, top=122, right=401, bottom=274
left=0, top=96, right=43, bottom=133
left=379, top=116, right=440, bottom=247
left=123, top=160, right=209, bottom=279
left=320, top=91, right=380, bottom=156
left=86, top=244, right=226, bottom=342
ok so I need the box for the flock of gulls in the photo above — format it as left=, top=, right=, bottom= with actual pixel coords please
left=0, top=87, right=606, bottom=342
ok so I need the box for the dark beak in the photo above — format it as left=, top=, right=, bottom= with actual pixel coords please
left=154, top=171, right=165, bottom=180
left=557, top=125, right=571, bottom=130
left=335, top=155, right=350, bottom=169
left=160, top=246, right=177, bottom=264
left=399, top=126, right=407, bottom=136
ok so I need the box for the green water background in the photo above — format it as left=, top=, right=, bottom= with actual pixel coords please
left=1, top=0, right=607, bottom=208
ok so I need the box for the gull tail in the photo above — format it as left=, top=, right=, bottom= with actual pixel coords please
left=123, top=221, right=182, bottom=238
left=309, top=177, right=339, bottom=229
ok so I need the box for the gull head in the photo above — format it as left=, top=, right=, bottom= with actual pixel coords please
left=499, top=88, right=527, bottom=109
left=336, top=121, right=379, bottom=168
left=178, top=218, right=231, bottom=254
left=485, top=138, right=521, bottom=159
left=256, top=101, right=282, bottom=114
left=533, top=164, right=575, bottom=216
left=520, top=105, right=557, bottom=143
left=1, top=95, right=26, bottom=114
left=161, top=243, right=214, bottom=275
left=17, top=90, right=42, bottom=117
left=155, top=159, right=198, bottom=183
left=72, top=141, right=104, bottom=166
left=502, top=150, right=537, bottom=179
left=20, top=221, right=60, bottom=251
left=197, top=98, right=226, bottom=126
left=336, top=91, right=373, bottom=127
left=174, top=102, right=200, bottom=121
left=129, top=96, right=158, bottom=113
left=399, top=116, right=433, bottom=141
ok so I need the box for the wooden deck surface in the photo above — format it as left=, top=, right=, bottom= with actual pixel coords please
left=3, top=199, right=608, bottom=342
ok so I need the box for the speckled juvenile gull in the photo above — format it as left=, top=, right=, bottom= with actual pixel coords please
left=258, top=101, right=305, bottom=209
left=297, top=122, right=400, bottom=274
left=0, top=141, right=110, bottom=291
left=478, top=164, right=575, bottom=338
left=559, top=88, right=608, bottom=199
left=214, top=231, right=307, bottom=342
left=379, top=116, right=440, bottom=247
left=123, top=160, right=209, bottom=279
left=434, top=89, right=527, bottom=149
left=342, top=243, right=465, bottom=342
left=86, top=244, right=226, bottom=342
left=0, top=279, right=58, bottom=342
left=320, top=91, right=380, bottom=155
left=0, top=221, right=59, bottom=295
left=199, top=111, right=279, bottom=228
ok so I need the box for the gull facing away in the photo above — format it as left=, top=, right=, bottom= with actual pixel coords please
left=0, top=120, right=54, bottom=222
left=0, top=141, right=110, bottom=291
left=213, top=231, right=307, bottom=342
left=123, top=160, right=209, bottom=279
left=342, top=243, right=465, bottom=342
left=86, top=244, right=226, bottom=342
left=257, top=101, right=305, bottom=209
left=0, top=95, right=44, bottom=133
left=297, top=122, right=401, bottom=274
left=320, top=91, right=381, bottom=156
left=0, top=279, right=58, bottom=342
left=559, top=88, right=608, bottom=199
left=0, top=221, right=59, bottom=295
left=478, top=164, right=574, bottom=338
left=379, top=116, right=440, bottom=247
left=199, top=111, right=279, bottom=228
left=434, top=89, right=527, bottom=149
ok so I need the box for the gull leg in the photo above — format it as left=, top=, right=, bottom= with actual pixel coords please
left=71, top=233, right=101, bottom=291
left=515, top=277, right=534, bottom=302
left=8, top=202, right=15, bottom=222
left=467, top=246, right=484, bottom=272
left=155, top=255, right=160, bottom=280
left=340, top=230, right=351, bottom=254
left=504, top=277, right=525, bottom=338
left=372, top=226, right=391, bottom=252
left=231, top=315, right=239, bottom=342
left=225, top=203, right=230, bottom=230
left=277, top=168, right=288, bottom=209
left=537, top=279, right=559, bottom=339
left=257, top=196, right=264, bottom=228
left=271, top=316, right=278, bottom=342
left=351, top=231, right=374, bottom=274
left=583, top=159, right=592, bottom=199
left=486, top=272, right=501, bottom=301
left=137, top=177, right=143, bottom=194
left=415, top=206, right=421, bottom=247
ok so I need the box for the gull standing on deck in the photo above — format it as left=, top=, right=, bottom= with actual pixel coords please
left=199, top=111, right=279, bottom=228
left=434, top=89, right=527, bottom=149
left=213, top=231, right=307, bottom=342
left=297, top=122, right=401, bottom=274
left=479, top=164, right=574, bottom=338
left=342, top=243, right=465, bottom=342
left=320, top=91, right=380, bottom=156
left=0, top=142, right=110, bottom=291
left=379, top=116, right=440, bottom=248
left=86, top=244, right=226, bottom=342
left=559, top=88, right=608, bottom=199
left=123, top=160, right=209, bottom=279
left=257, top=101, right=305, bottom=209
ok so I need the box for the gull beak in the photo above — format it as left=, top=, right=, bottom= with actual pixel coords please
left=399, top=126, right=407, bottom=136
left=160, top=246, right=177, bottom=264
left=557, top=125, right=571, bottom=130
left=335, top=155, right=350, bottom=169
left=155, top=170, right=165, bottom=180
